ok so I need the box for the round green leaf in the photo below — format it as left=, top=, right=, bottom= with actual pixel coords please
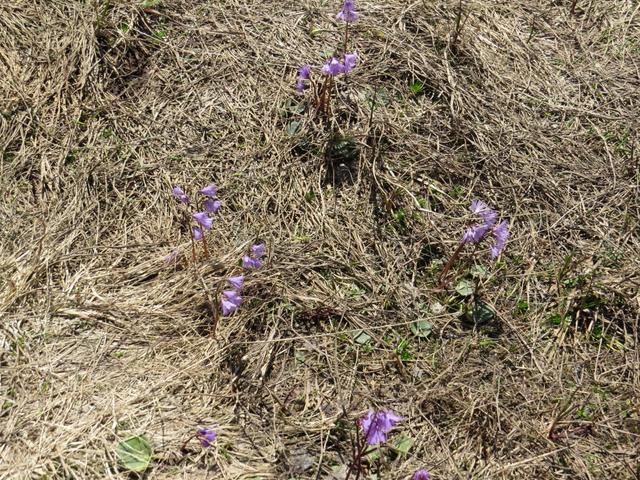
left=473, top=301, right=495, bottom=325
left=410, top=320, right=432, bottom=338
left=393, top=435, right=415, bottom=455
left=455, top=279, right=474, bottom=297
left=470, top=265, right=488, bottom=279
left=353, top=330, right=371, bottom=345
left=116, top=435, right=152, bottom=472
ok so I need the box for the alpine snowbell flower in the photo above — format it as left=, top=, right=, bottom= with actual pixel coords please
left=321, top=57, right=344, bottom=76
left=163, top=249, right=179, bottom=264
left=413, top=470, right=430, bottom=480
left=298, top=64, right=311, bottom=80
left=221, top=289, right=242, bottom=316
left=172, top=186, right=190, bottom=204
left=343, top=52, right=357, bottom=73
left=204, top=198, right=221, bottom=213
left=490, top=220, right=509, bottom=258
left=192, top=226, right=203, bottom=241
left=200, top=184, right=218, bottom=197
left=242, top=255, right=262, bottom=269
left=242, top=243, right=266, bottom=269
left=461, top=199, right=509, bottom=258
left=462, top=223, right=491, bottom=244
left=227, top=274, right=245, bottom=290
left=193, top=212, right=213, bottom=230
left=337, top=0, right=359, bottom=22
left=470, top=199, right=497, bottom=225
left=251, top=243, right=266, bottom=257
left=296, top=80, right=306, bottom=92
left=196, top=428, right=217, bottom=447
left=358, top=410, right=402, bottom=445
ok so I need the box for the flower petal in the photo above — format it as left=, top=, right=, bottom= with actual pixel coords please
left=200, top=184, right=218, bottom=197
left=193, top=212, right=214, bottom=230
left=227, top=275, right=244, bottom=290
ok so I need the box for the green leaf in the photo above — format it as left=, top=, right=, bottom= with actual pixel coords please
left=470, top=265, right=488, bottom=279
left=286, top=121, right=301, bottom=136
left=353, top=331, right=371, bottom=345
left=410, top=320, right=432, bottom=338
left=393, top=435, right=414, bottom=455
left=116, top=435, right=152, bottom=472
left=455, top=279, right=474, bottom=297
left=472, top=301, right=495, bottom=325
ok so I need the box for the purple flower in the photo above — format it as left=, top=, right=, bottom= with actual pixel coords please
left=298, top=64, right=311, bottom=80
left=490, top=220, right=509, bottom=258
left=242, top=255, right=262, bottom=269
left=172, top=186, right=190, bottom=204
left=196, top=428, right=217, bottom=447
left=227, top=275, right=244, bottom=290
left=461, top=200, right=509, bottom=258
left=296, top=79, right=306, bottom=92
left=469, top=199, right=490, bottom=215
left=413, top=470, right=430, bottom=480
left=251, top=243, right=266, bottom=258
left=192, top=226, right=203, bottom=241
left=221, top=289, right=242, bottom=316
left=359, top=410, right=402, bottom=445
left=163, top=249, right=179, bottom=264
left=462, top=223, right=491, bottom=244
left=343, top=52, right=357, bottom=73
left=193, top=212, right=213, bottom=230
left=200, top=184, right=218, bottom=197
left=204, top=198, right=221, bottom=213
left=337, top=0, right=358, bottom=22
left=321, top=57, right=344, bottom=76
left=470, top=199, right=497, bottom=225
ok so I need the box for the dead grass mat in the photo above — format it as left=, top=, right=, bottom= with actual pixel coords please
left=1, top=0, right=639, bottom=478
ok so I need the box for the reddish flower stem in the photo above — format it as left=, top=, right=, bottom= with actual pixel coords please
left=438, top=242, right=465, bottom=288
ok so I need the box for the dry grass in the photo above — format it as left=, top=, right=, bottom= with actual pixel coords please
left=1, top=0, right=639, bottom=478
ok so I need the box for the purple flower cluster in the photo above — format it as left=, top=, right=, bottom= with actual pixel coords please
left=321, top=52, right=357, bottom=77
left=461, top=199, right=509, bottom=258
left=172, top=183, right=222, bottom=241
left=221, top=243, right=265, bottom=316
left=295, top=53, right=358, bottom=92
left=337, top=0, right=359, bottom=22
left=359, top=409, right=402, bottom=445
left=242, top=243, right=266, bottom=269
left=196, top=427, right=217, bottom=448
left=295, top=1, right=359, bottom=92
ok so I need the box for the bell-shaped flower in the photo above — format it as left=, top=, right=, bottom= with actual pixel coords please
left=251, top=243, right=266, bottom=257
left=413, top=470, right=430, bottom=480
left=321, top=57, right=344, bottom=76
left=242, top=255, right=262, bottom=269
left=298, top=64, right=311, bottom=80
left=204, top=198, right=221, bottom=213
left=337, top=0, right=359, bottom=22
left=193, top=212, right=213, bottom=230
left=227, top=275, right=244, bottom=290
left=221, top=289, right=242, bottom=316
left=196, top=428, right=217, bottom=447
left=172, top=186, right=190, bottom=204
left=490, top=220, right=509, bottom=258
left=200, top=184, right=218, bottom=197
left=359, top=409, right=402, bottom=445
left=343, top=52, right=357, bottom=73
